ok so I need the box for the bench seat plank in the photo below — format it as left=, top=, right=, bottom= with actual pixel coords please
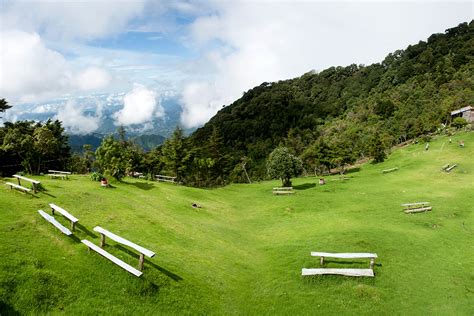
left=93, top=226, right=155, bottom=258
left=48, top=170, right=71, bottom=174
left=405, top=207, right=432, bottom=213
left=311, top=252, right=378, bottom=259
left=81, top=240, right=142, bottom=277
left=38, top=210, right=72, bottom=235
left=5, top=182, right=31, bottom=192
left=273, top=187, right=293, bottom=190
left=401, top=202, right=430, bottom=207
left=13, top=175, right=40, bottom=184
left=302, top=268, right=374, bottom=277
left=49, top=203, right=78, bottom=222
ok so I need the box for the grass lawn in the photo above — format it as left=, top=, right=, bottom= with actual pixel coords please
left=0, top=132, right=473, bottom=315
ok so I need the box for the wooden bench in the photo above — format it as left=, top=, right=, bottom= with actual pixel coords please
left=38, top=210, right=72, bottom=235
left=49, top=203, right=79, bottom=231
left=93, top=226, right=155, bottom=271
left=81, top=239, right=142, bottom=277
left=13, top=175, right=40, bottom=193
left=445, top=164, right=457, bottom=172
left=401, top=202, right=432, bottom=214
left=441, top=163, right=450, bottom=171
left=48, top=170, right=71, bottom=179
left=5, top=182, right=31, bottom=194
left=302, top=268, right=374, bottom=277
left=273, top=187, right=294, bottom=195
left=382, top=167, right=399, bottom=173
left=156, top=175, right=176, bottom=183
left=311, top=252, right=378, bottom=269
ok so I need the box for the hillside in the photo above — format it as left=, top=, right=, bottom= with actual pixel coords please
left=1, top=132, right=472, bottom=314
left=190, top=21, right=473, bottom=180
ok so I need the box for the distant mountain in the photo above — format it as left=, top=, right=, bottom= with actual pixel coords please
left=68, top=133, right=166, bottom=152
left=189, top=21, right=473, bottom=180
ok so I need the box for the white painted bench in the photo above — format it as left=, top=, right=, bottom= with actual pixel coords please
left=93, top=226, right=155, bottom=271
left=38, top=210, right=72, bottom=235
left=382, top=167, right=399, bottom=173
left=48, top=170, right=71, bottom=179
left=13, top=175, right=40, bottom=193
left=156, top=175, right=176, bottom=183
left=311, top=252, right=378, bottom=268
left=5, top=182, right=31, bottom=193
left=302, top=268, right=374, bottom=277
left=81, top=239, right=142, bottom=277
left=401, top=202, right=432, bottom=214
left=273, top=187, right=294, bottom=195
left=441, top=163, right=450, bottom=171
left=49, top=203, right=79, bottom=231
left=445, top=164, right=457, bottom=172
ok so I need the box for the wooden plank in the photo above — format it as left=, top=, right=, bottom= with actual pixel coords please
left=445, top=164, right=457, bottom=172
left=405, top=207, right=432, bottom=214
left=311, top=252, right=377, bottom=259
left=48, top=174, right=67, bottom=178
left=273, top=187, right=293, bottom=190
left=441, top=164, right=450, bottom=170
left=49, top=203, right=78, bottom=222
left=93, top=226, right=155, bottom=258
left=401, top=202, right=430, bottom=207
left=38, top=210, right=72, bottom=235
left=81, top=240, right=143, bottom=277
left=13, top=174, right=40, bottom=184
left=5, top=182, right=31, bottom=192
left=48, top=170, right=71, bottom=174
left=302, top=268, right=374, bottom=277
left=382, top=167, right=399, bottom=173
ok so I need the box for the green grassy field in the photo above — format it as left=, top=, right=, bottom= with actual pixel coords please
left=1, top=133, right=473, bottom=315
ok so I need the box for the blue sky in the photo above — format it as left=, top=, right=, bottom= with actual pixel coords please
left=0, top=1, right=472, bottom=133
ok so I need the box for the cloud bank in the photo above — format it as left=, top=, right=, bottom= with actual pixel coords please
left=55, top=100, right=101, bottom=135
left=114, top=84, right=164, bottom=126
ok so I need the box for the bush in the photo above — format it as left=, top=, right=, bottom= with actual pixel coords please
left=89, top=172, right=103, bottom=182
left=452, top=117, right=468, bottom=129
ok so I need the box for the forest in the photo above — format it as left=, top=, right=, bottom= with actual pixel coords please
left=0, top=21, right=472, bottom=186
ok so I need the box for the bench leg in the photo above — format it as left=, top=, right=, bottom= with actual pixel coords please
left=320, top=256, right=324, bottom=266
left=370, top=258, right=375, bottom=269
left=139, top=253, right=145, bottom=271
left=71, top=222, right=76, bottom=232
left=51, top=207, right=55, bottom=215
left=100, top=234, right=106, bottom=248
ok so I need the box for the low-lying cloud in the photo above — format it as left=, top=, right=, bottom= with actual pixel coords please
left=55, top=100, right=101, bottom=135
left=114, top=84, right=164, bottom=126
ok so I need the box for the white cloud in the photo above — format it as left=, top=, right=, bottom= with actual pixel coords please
left=0, top=30, right=112, bottom=103
left=55, top=100, right=101, bottom=134
left=75, top=67, right=111, bottom=91
left=114, top=84, right=164, bottom=126
left=1, top=0, right=146, bottom=41
left=180, top=1, right=472, bottom=128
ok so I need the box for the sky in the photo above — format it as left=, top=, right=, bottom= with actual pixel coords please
left=0, top=0, right=472, bottom=133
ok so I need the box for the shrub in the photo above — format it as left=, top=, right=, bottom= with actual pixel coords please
left=452, top=117, right=468, bottom=129
left=90, top=172, right=103, bottom=182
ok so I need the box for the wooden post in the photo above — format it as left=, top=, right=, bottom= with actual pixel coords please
left=139, top=253, right=145, bottom=271
left=17, top=178, right=21, bottom=186
left=71, top=221, right=76, bottom=232
left=100, top=234, right=106, bottom=247
left=320, top=256, right=324, bottom=266
left=370, top=258, right=375, bottom=269
left=51, top=207, right=55, bottom=215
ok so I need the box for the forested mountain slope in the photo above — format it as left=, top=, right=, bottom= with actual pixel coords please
left=189, top=21, right=473, bottom=181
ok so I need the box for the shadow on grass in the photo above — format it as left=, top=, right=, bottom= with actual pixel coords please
left=121, top=181, right=155, bottom=191
left=69, top=235, right=81, bottom=243
left=0, top=301, right=20, bottom=315
left=293, top=183, right=316, bottom=190
left=38, top=191, right=56, bottom=198
left=114, top=244, right=183, bottom=281
left=345, top=167, right=361, bottom=174
left=76, top=223, right=97, bottom=239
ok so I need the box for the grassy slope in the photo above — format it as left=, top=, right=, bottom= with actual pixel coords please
left=0, top=133, right=473, bottom=315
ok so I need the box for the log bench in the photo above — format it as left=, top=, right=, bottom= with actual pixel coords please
left=81, top=239, right=143, bottom=277
left=311, top=252, right=378, bottom=269
left=302, top=251, right=378, bottom=278
left=49, top=203, right=79, bottom=231
left=5, top=182, right=31, bottom=194
left=445, top=164, right=457, bottom=172
left=273, top=187, right=294, bottom=195
left=48, top=170, right=71, bottom=179
left=382, top=167, right=399, bottom=173
left=93, top=226, right=155, bottom=271
left=156, top=175, right=176, bottom=183
left=401, top=202, right=432, bottom=214
left=13, top=175, right=40, bottom=193
left=38, top=210, right=72, bottom=235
